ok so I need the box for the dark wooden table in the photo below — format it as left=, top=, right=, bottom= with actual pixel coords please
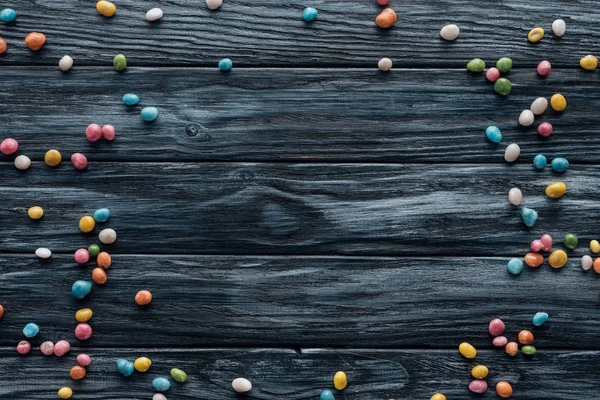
left=1, top=1, right=599, bottom=399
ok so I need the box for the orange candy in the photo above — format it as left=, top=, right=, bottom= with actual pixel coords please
left=97, top=252, right=111, bottom=269
left=524, top=252, right=543, bottom=268
left=593, top=258, right=600, bottom=274
left=518, top=330, right=534, bottom=345
left=496, top=381, right=513, bottom=398
left=505, top=341, right=518, bottom=356
left=92, top=268, right=107, bottom=285
left=135, top=290, right=152, bottom=306
left=24, top=32, right=46, bottom=51
left=0, top=38, right=6, bottom=54
left=0, top=304, right=4, bottom=319
left=375, top=8, right=397, bottom=29
left=70, top=365, right=86, bottom=380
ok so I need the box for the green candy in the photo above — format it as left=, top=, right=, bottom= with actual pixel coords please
left=564, top=233, right=578, bottom=249
left=466, top=58, right=485, bottom=72
left=113, top=54, right=127, bottom=72
left=521, top=345, right=536, bottom=355
left=88, top=244, right=100, bottom=257
left=496, top=57, right=513, bottom=73
left=170, top=368, right=187, bottom=383
left=494, top=78, right=512, bottom=96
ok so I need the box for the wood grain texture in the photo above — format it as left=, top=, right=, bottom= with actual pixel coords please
left=1, top=67, right=599, bottom=162
left=0, top=347, right=598, bottom=399
left=0, top=161, right=597, bottom=255
left=0, top=254, right=598, bottom=348
left=0, top=1, right=598, bottom=67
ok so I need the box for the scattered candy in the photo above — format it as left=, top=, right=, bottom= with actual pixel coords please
left=320, top=390, right=335, bottom=400
left=171, top=368, right=188, bottom=383
left=488, top=318, right=505, bottom=336
left=594, top=258, right=600, bottom=274
left=153, top=395, right=167, bottom=400
left=550, top=93, right=566, bottom=112
left=440, top=24, right=460, bottom=41
left=113, top=54, right=127, bottom=72
left=302, top=7, right=318, bottom=22
left=528, top=27, right=544, bottom=43
left=153, top=377, right=171, bottom=392
left=206, top=0, right=223, bottom=10
left=100, top=124, right=116, bottom=141
left=548, top=249, right=567, bottom=268
left=75, top=323, right=93, bottom=340
left=545, top=182, right=566, bottom=199
left=533, top=154, right=547, bottom=169
left=0, top=8, right=17, bottom=22
left=24, top=32, right=46, bottom=51
left=537, top=122, right=553, bottom=137
left=94, top=208, right=110, bottom=222
left=471, top=365, right=488, bottom=379
left=79, top=216, right=96, bottom=233
left=28, top=206, right=44, bottom=220
left=458, top=342, right=476, bottom=358
left=334, top=371, right=347, bottom=390
left=58, top=387, right=73, bottom=399
left=541, top=234, right=552, bottom=251
left=469, top=379, right=488, bottom=394
left=218, top=58, right=233, bottom=72
left=551, top=157, right=569, bottom=172
left=485, top=126, right=502, bottom=142
left=59, top=55, right=74, bottom=72
left=88, top=244, right=100, bottom=257
left=45, top=149, right=62, bottom=167
left=86, top=124, right=102, bottom=142
left=507, top=258, right=524, bottom=274
left=530, top=239, right=543, bottom=252
left=492, top=336, right=508, bottom=346
left=0, top=304, right=4, bottom=319
left=123, top=93, right=140, bottom=105
left=532, top=312, right=549, bottom=326
left=146, top=8, right=163, bottom=21
left=77, top=353, right=92, bottom=366
left=36, top=247, right=52, bottom=259
left=376, top=0, right=390, bottom=4
left=518, top=330, right=534, bottom=344
left=505, top=341, right=518, bottom=356
left=466, top=58, right=485, bottom=72
left=92, top=267, right=108, bottom=284
left=521, top=344, right=536, bottom=355
left=485, top=67, right=501, bottom=82
left=40, top=341, right=55, bottom=355
left=494, top=78, right=511, bottom=95
left=504, top=143, right=520, bottom=162
left=496, top=57, right=512, bottom=73
left=564, top=233, right=578, bottom=249
left=378, top=57, right=393, bottom=72
left=70, top=365, right=87, bottom=380
left=134, top=356, right=152, bottom=372
left=75, top=308, right=93, bottom=322
left=232, top=377, right=252, bottom=393
left=116, top=358, right=135, bottom=376
left=530, top=97, right=548, bottom=115
left=518, top=110, right=534, bottom=127
left=1, top=138, right=18, bottom=154
left=17, top=340, right=31, bottom=354
left=375, top=8, right=397, bottom=29
left=537, top=60, right=551, bottom=76
left=496, top=381, right=513, bottom=398
left=54, top=340, right=71, bottom=356
left=507, top=188, right=522, bottom=206
left=97, top=252, right=111, bottom=269
left=581, top=255, right=593, bottom=271
left=0, top=37, right=6, bottom=54
left=96, top=1, right=117, bottom=17
left=521, top=207, right=538, bottom=228
left=141, top=107, right=159, bottom=122
left=552, top=19, right=566, bottom=37
left=525, top=253, right=543, bottom=267
left=23, top=322, right=40, bottom=338
left=135, top=290, right=153, bottom=305
left=580, top=55, right=598, bottom=70
left=71, top=153, right=88, bottom=170
left=71, top=280, right=93, bottom=299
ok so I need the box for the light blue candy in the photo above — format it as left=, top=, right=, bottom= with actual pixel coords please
left=23, top=323, right=39, bottom=338
left=0, top=8, right=17, bottom=23
left=116, top=358, right=135, bottom=377
left=507, top=258, right=524, bottom=275
left=122, top=93, right=140, bottom=106
left=152, top=377, right=171, bottom=392
left=485, top=126, right=502, bottom=143
left=72, top=280, right=92, bottom=299
left=521, top=207, right=538, bottom=227
left=302, top=7, right=318, bottom=22
left=218, top=58, right=232, bottom=72
left=533, top=154, right=547, bottom=169
left=320, top=390, right=335, bottom=400
left=532, top=312, right=549, bottom=327
left=93, top=208, right=110, bottom=223
left=551, top=157, right=569, bottom=173
left=141, top=107, right=159, bottom=122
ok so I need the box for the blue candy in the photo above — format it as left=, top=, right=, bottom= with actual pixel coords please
left=533, top=154, right=547, bottom=169
left=320, top=390, right=335, bottom=400
left=218, top=58, right=232, bottom=72
left=507, top=258, right=524, bottom=275
left=116, top=358, right=135, bottom=377
left=302, top=7, right=318, bottom=22
left=551, top=157, right=569, bottom=173
left=0, top=8, right=17, bottom=23
left=122, top=93, right=140, bottom=106
left=23, top=323, right=39, bottom=338
left=93, top=208, right=110, bottom=223
left=71, top=280, right=92, bottom=299
left=141, top=107, right=159, bottom=122
left=153, top=377, right=171, bottom=392
left=532, top=312, right=549, bottom=327
left=485, top=126, right=502, bottom=143
left=521, top=207, right=538, bottom=227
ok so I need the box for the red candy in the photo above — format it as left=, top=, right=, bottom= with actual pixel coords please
left=17, top=340, right=31, bottom=355
left=488, top=318, right=505, bottom=336
left=71, top=153, right=88, bottom=170
left=376, top=0, right=390, bottom=4
left=101, top=125, right=116, bottom=141
left=537, top=60, right=551, bottom=76
left=537, top=122, right=553, bottom=137
left=75, top=323, right=93, bottom=340
left=485, top=67, right=501, bottom=82
left=86, top=124, right=102, bottom=142
left=0, top=138, right=18, bottom=155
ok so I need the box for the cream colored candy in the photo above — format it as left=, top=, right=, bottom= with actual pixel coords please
left=99, top=228, right=117, bottom=244
left=552, top=19, right=566, bottom=37
left=59, top=55, right=73, bottom=72
left=232, top=378, right=252, bottom=393
left=206, top=0, right=223, bottom=10
left=582, top=255, right=593, bottom=271
left=508, top=188, right=522, bottom=206
left=504, top=143, right=520, bottom=162
left=14, top=155, right=31, bottom=170
left=519, top=110, right=534, bottom=126
left=530, top=97, right=548, bottom=115
left=378, top=57, right=393, bottom=71
left=35, top=248, right=52, bottom=259
left=440, top=24, right=460, bottom=41
left=146, top=8, right=163, bottom=21
left=153, top=394, right=167, bottom=400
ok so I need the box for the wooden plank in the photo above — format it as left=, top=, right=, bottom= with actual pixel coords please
left=1, top=67, right=599, bottom=162
left=0, top=255, right=597, bottom=348
left=0, top=162, right=597, bottom=255
left=0, top=1, right=598, bottom=67
left=0, top=347, right=597, bottom=399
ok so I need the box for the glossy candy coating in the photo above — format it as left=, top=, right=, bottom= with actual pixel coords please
left=485, top=126, right=502, bottom=142
left=102, top=125, right=116, bottom=140
left=519, top=109, right=534, bottom=126
left=75, top=323, right=93, bottom=340
left=86, top=124, right=102, bottom=142
left=507, top=258, right=523, bottom=274
left=24, top=32, right=46, bottom=51
left=593, top=258, right=600, bottom=274
left=14, top=155, right=31, bottom=170
left=218, top=58, right=233, bottom=71
left=141, top=107, right=159, bottom=121
left=99, top=228, right=117, bottom=244
left=97, top=252, right=112, bottom=269
left=580, top=55, right=598, bottom=70
left=375, top=8, right=396, bottom=29
left=0, top=8, right=16, bottom=22
left=123, top=93, right=140, bottom=105
left=531, top=239, right=542, bottom=253
left=72, top=280, right=93, bottom=299
left=92, top=267, right=108, bottom=284
left=320, top=390, right=335, bottom=400
left=581, top=255, right=593, bottom=271
left=40, top=341, right=54, bottom=355
left=58, top=387, right=73, bottom=399
left=376, top=0, right=391, bottom=4
left=153, top=377, right=171, bottom=392
left=471, top=365, right=488, bottom=379
left=54, top=340, right=71, bottom=356
left=430, top=394, right=446, bottom=400
left=496, top=57, right=512, bottom=73
left=488, top=318, right=505, bottom=336
left=537, top=122, right=553, bottom=137
left=36, top=248, right=51, bottom=258
left=59, top=55, right=74, bottom=72
left=440, top=24, right=460, bottom=41
left=74, top=248, right=90, bottom=264
left=528, top=27, right=544, bottom=42
left=232, top=377, right=252, bottom=393
left=28, top=206, right=44, bottom=220
left=530, top=97, right=548, bottom=115
left=533, top=154, right=547, bottom=169
left=550, top=94, right=566, bottom=111
left=116, top=358, right=135, bottom=376
left=79, top=216, right=96, bottom=233
left=70, top=365, right=86, bottom=380
left=171, top=368, right=188, bottom=383
left=564, top=233, right=578, bottom=249
left=1, top=138, right=18, bottom=154
left=113, top=54, right=127, bottom=72
left=469, top=379, right=488, bottom=394
left=532, top=312, right=549, bottom=327
left=93, top=208, right=110, bottom=222
left=505, top=342, right=518, bottom=356
left=492, top=336, right=508, bottom=347
left=302, top=7, right=318, bottom=22
left=548, top=250, right=567, bottom=268
left=525, top=253, right=543, bottom=268
left=76, top=308, right=93, bottom=322
left=537, top=60, right=551, bottom=76
left=88, top=244, right=101, bottom=257
left=134, top=356, right=152, bottom=372
left=551, top=157, right=569, bottom=172
left=504, top=143, right=520, bottom=162
left=590, top=240, right=600, bottom=253
left=485, top=67, right=500, bottom=82
left=45, top=150, right=62, bottom=167
left=522, top=345, right=536, bottom=355
left=135, top=290, right=153, bottom=305
left=146, top=8, right=163, bottom=21
left=0, top=304, right=4, bottom=319
left=496, top=381, right=513, bottom=398
left=77, top=353, right=92, bottom=366
left=71, top=153, right=88, bottom=170
left=552, top=19, right=566, bottom=36
left=96, top=1, right=117, bottom=17
left=23, top=323, right=40, bottom=338
left=0, top=37, right=6, bottom=54
left=333, top=371, right=347, bottom=390
left=466, top=58, right=485, bottom=72
left=378, top=57, right=393, bottom=72
left=507, top=188, right=522, bottom=206
left=545, top=182, right=566, bottom=199
left=494, top=78, right=511, bottom=95
left=518, top=330, right=534, bottom=344
left=458, top=342, right=476, bottom=358
left=520, top=207, right=537, bottom=227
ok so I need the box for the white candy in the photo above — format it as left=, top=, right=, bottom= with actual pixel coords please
left=378, top=57, right=393, bottom=72
left=552, top=19, right=566, bottom=37
left=508, top=188, right=522, bottom=206
left=146, top=8, right=163, bottom=21
left=232, top=378, right=252, bottom=393
left=518, top=109, right=535, bottom=127
left=206, top=0, right=223, bottom=10
left=99, top=228, right=117, bottom=244
left=14, top=155, right=31, bottom=170
left=530, top=97, right=548, bottom=115
left=581, top=255, right=593, bottom=271
left=59, top=55, right=73, bottom=72
left=152, top=394, right=167, bottom=400
left=35, top=248, right=52, bottom=259
left=504, top=143, right=520, bottom=162
left=440, top=24, right=460, bottom=41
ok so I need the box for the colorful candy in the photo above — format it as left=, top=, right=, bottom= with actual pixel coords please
left=54, top=340, right=71, bottom=356
left=552, top=19, right=566, bottom=36
left=92, top=268, right=108, bottom=284
left=141, top=107, right=159, bottom=122
left=485, top=67, right=500, bottom=82
left=541, top=234, right=552, bottom=251
left=505, top=342, right=518, bottom=356
left=28, top=206, right=44, bottom=220
left=0, top=8, right=16, bottom=22
left=496, top=57, right=512, bottom=73
left=518, top=330, right=534, bottom=344
left=206, top=0, right=223, bottom=10
left=485, top=126, right=502, bottom=143
left=77, top=353, right=92, bottom=366
left=75, top=308, right=93, bottom=322
left=537, top=60, right=551, bottom=76
left=0, top=37, right=6, bottom=54
left=545, top=182, right=566, bottom=199
left=0, top=304, right=4, bottom=319
left=86, top=124, right=102, bottom=142
left=532, top=312, right=549, bottom=327
left=375, top=8, right=396, bottom=29
left=58, top=387, right=73, bottom=399
left=507, top=188, right=522, bottom=206
left=494, top=78, right=512, bottom=95
left=232, top=377, right=252, bottom=393
left=93, top=208, right=110, bottom=222
left=591, top=240, right=600, bottom=253
left=96, top=1, right=117, bottom=17
left=146, top=8, right=163, bottom=21
left=533, top=154, right=547, bottom=169
left=507, top=258, right=523, bottom=274
left=302, top=7, right=318, bottom=22
left=134, top=356, right=152, bottom=372
left=593, top=258, right=600, bottom=274
left=59, top=55, right=74, bottom=72
left=521, top=345, right=536, bottom=355
left=580, top=55, right=598, bottom=70
left=378, top=57, right=393, bottom=72
left=70, top=365, right=86, bottom=380
left=469, top=379, right=488, bottom=394
left=376, top=0, right=390, bottom=4
left=45, top=149, right=62, bottom=167
left=504, top=143, right=520, bottom=162
left=496, top=381, right=513, bottom=398
left=116, top=358, right=135, bottom=376
left=153, top=377, right=171, bottom=392
left=581, top=255, right=593, bottom=271
left=99, top=228, right=117, bottom=244
left=135, top=290, right=153, bottom=305
left=520, top=207, right=538, bottom=227
left=36, top=247, right=52, bottom=259
left=79, top=216, right=96, bottom=233
left=17, top=340, right=31, bottom=354
left=458, top=342, right=476, bottom=358
left=0, top=138, right=18, bottom=154
left=488, top=318, right=505, bottom=336
left=440, top=24, right=460, bottom=41
left=123, top=93, right=140, bottom=105
left=471, top=365, right=488, bottom=379
left=550, top=94, right=566, bottom=111
left=171, top=368, right=188, bottom=383
left=75, top=323, right=93, bottom=340
left=528, top=27, right=544, bottom=43
left=14, top=155, right=31, bottom=170
left=537, top=122, right=553, bottom=137
left=320, top=390, right=335, bottom=400
left=102, top=125, right=116, bottom=140
left=467, top=58, right=485, bottom=72
left=218, top=58, right=233, bottom=72
left=548, top=250, right=567, bottom=268
left=97, top=252, right=111, bottom=268
left=88, top=244, right=101, bottom=257
left=71, top=280, right=93, bottom=299
left=530, top=239, right=543, bottom=252
left=24, top=32, right=46, bottom=51
left=518, top=110, right=534, bottom=126
left=551, top=157, right=569, bottom=172
left=40, top=341, right=55, bottom=355
left=530, top=97, right=548, bottom=115
left=74, top=249, right=90, bottom=265
left=563, top=233, right=578, bottom=249
left=492, top=336, right=508, bottom=346
left=23, top=323, right=40, bottom=338
left=525, top=253, right=543, bottom=267
left=113, top=54, right=127, bottom=72
left=333, top=371, right=347, bottom=390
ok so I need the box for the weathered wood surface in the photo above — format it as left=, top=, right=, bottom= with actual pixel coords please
left=0, top=67, right=599, bottom=162
left=0, top=254, right=598, bottom=348
left=0, top=348, right=597, bottom=399
left=0, top=1, right=598, bottom=68
left=0, top=161, right=596, bottom=255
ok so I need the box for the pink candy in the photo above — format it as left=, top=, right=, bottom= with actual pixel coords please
left=1, top=138, right=19, bottom=155
left=540, top=234, right=552, bottom=251
left=74, top=248, right=90, bottom=264
left=469, top=379, right=488, bottom=394
left=40, top=341, right=55, bottom=355
left=101, top=125, right=116, bottom=141
left=77, top=353, right=92, bottom=367
left=530, top=239, right=543, bottom=252
left=17, top=340, right=31, bottom=355
left=376, top=0, right=390, bottom=4
left=537, top=60, right=551, bottom=76
left=492, top=336, right=508, bottom=347
left=71, top=153, right=88, bottom=170
left=86, top=124, right=102, bottom=142
left=488, top=318, right=505, bottom=336
left=75, top=323, right=93, bottom=340
left=538, top=122, right=553, bottom=137
left=54, top=340, right=71, bottom=356
left=485, top=67, right=501, bottom=82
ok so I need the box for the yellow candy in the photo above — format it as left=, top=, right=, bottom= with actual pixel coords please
left=550, top=93, right=567, bottom=111
left=580, top=55, right=598, bottom=70
left=549, top=249, right=568, bottom=268
left=528, top=27, right=544, bottom=43
left=58, top=387, right=73, bottom=399
left=134, top=356, right=152, bottom=372
left=430, top=394, right=447, bottom=400
left=458, top=342, right=477, bottom=359
left=45, top=149, right=62, bottom=167
left=333, top=371, right=347, bottom=390
left=28, top=206, right=44, bottom=220
left=590, top=240, right=600, bottom=253
left=545, top=182, right=566, bottom=199
left=96, top=0, right=117, bottom=17
left=79, top=216, right=96, bottom=233
left=75, top=308, right=93, bottom=322
left=471, top=365, right=489, bottom=379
